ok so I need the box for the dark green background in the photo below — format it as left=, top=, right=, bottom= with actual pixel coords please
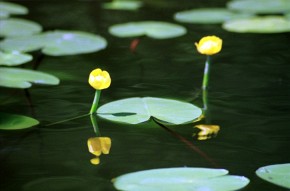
left=1, top=0, right=290, bottom=190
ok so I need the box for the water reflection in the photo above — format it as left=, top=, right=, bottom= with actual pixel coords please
left=87, top=114, right=111, bottom=165
left=193, top=124, right=220, bottom=140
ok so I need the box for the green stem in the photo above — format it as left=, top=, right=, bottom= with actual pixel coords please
left=202, top=55, right=211, bottom=90
left=90, top=90, right=101, bottom=114
left=90, top=114, right=101, bottom=136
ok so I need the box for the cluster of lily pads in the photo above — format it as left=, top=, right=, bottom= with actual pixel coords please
left=113, top=163, right=290, bottom=191
left=0, top=1, right=108, bottom=130
left=174, top=0, right=290, bottom=33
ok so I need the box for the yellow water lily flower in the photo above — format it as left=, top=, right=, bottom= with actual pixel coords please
left=195, top=36, right=222, bottom=55
left=88, top=68, right=111, bottom=90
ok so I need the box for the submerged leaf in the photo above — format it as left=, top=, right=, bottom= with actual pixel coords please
left=113, top=167, right=250, bottom=191
left=0, top=18, right=42, bottom=37
left=256, top=163, right=290, bottom=189
left=97, top=97, right=202, bottom=125
left=222, top=16, right=290, bottom=33
left=174, top=8, right=252, bottom=24
left=227, top=0, right=290, bottom=14
left=109, top=21, right=187, bottom=39
left=0, top=112, right=39, bottom=130
left=0, top=51, right=32, bottom=66
left=0, top=67, right=60, bottom=88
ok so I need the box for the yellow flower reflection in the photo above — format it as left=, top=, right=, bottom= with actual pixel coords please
left=88, top=68, right=111, bottom=90
left=195, top=36, right=222, bottom=55
left=87, top=137, right=111, bottom=165
left=193, top=124, right=220, bottom=140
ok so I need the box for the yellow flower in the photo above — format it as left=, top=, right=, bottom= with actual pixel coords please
left=87, top=137, right=111, bottom=156
left=195, top=36, right=222, bottom=55
left=88, top=68, right=111, bottom=90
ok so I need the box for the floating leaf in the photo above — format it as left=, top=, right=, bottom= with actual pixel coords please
left=0, top=51, right=32, bottom=66
left=0, top=67, right=60, bottom=89
left=41, top=30, right=107, bottom=56
left=97, top=97, right=202, bottom=125
left=0, top=112, right=39, bottom=130
left=222, top=16, right=290, bottom=33
left=0, top=1, right=28, bottom=16
left=174, top=8, right=253, bottom=24
left=0, top=18, right=42, bottom=37
left=113, top=167, right=250, bottom=191
left=109, top=21, right=187, bottom=39
left=0, top=10, right=9, bottom=18
left=102, top=0, right=142, bottom=11
left=227, top=0, right=290, bottom=14
left=256, top=163, right=290, bottom=189
left=0, top=30, right=107, bottom=56
left=0, top=34, right=46, bottom=52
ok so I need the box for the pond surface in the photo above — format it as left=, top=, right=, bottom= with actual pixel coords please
left=1, top=0, right=290, bottom=190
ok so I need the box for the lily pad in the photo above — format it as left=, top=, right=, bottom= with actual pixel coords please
left=113, top=167, right=250, bottom=191
left=0, top=1, right=28, bottom=16
left=0, top=30, right=107, bottom=56
left=227, top=0, right=290, bottom=14
left=0, top=10, right=9, bottom=18
left=0, top=34, right=46, bottom=53
left=109, top=21, right=187, bottom=39
left=0, top=51, right=32, bottom=66
left=102, top=0, right=142, bottom=11
left=0, top=67, right=60, bottom=89
left=174, top=8, right=253, bottom=24
left=0, top=112, right=39, bottom=130
left=0, top=18, right=42, bottom=37
left=41, top=30, right=107, bottom=56
left=222, top=16, right=290, bottom=33
left=97, top=97, right=202, bottom=125
left=256, top=163, right=290, bottom=189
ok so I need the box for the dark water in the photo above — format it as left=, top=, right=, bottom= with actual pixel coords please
left=1, top=0, right=290, bottom=191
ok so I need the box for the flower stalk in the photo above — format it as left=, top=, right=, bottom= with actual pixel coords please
left=90, top=90, right=101, bottom=115
left=202, top=55, right=211, bottom=90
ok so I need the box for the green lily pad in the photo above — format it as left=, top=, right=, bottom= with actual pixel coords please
left=109, top=21, right=187, bottom=39
left=41, top=30, right=107, bottom=56
left=0, top=10, right=9, bottom=18
left=174, top=8, right=253, bottom=24
left=0, top=51, right=32, bottom=66
left=102, top=0, right=143, bottom=11
left=227, top=0, right=290, bottom=14
left=0, top=34, right=46, bottom=53
left=222, top=16, right=290, bottom=33
left=97, top=97, right=202, bottom=125
left=0, top=1, right=28, bottom=16
left=113, top=167, right=250, bottom=191
left=0, top=18, right=42, bottom=37
left=256, top=163, right=290, bottom=189
left=0, top=30, right=107, bottom=56
left=0, top=112, right=39, bottom=130
left=0, top=67, right=60, bottom=89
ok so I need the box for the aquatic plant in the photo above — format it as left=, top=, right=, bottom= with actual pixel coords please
left=195, top=35, right=222, bottom=110
left=89, top=68, right=111, bottom=114
left=113, top=167, right=250, bottom=191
